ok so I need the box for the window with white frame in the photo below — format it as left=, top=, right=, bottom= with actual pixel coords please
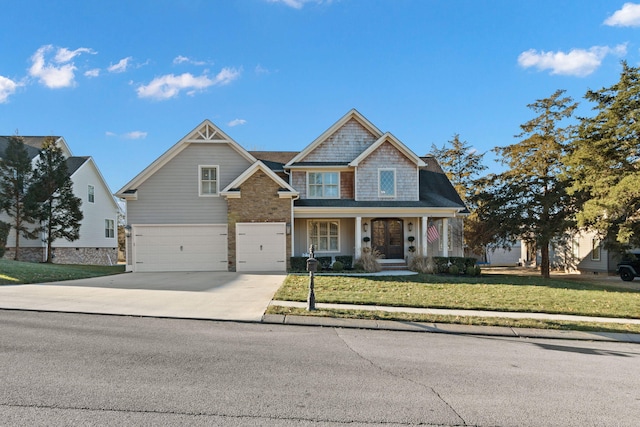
left=308, top=220, right=339, bottom=252
left=591, top=238, right=601, bottom=261
left=308, top=172, right=339, bottom=198
left=105, top=219, right=115, bottom=238
left=378, top=169, right=396, bottom=197
left=199, top=166, right=218, bottom=196
left=88, top=185, right=95, bottom=203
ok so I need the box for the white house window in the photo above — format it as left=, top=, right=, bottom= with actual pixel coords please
left=88, top=185, right=95, bottom=203
left=199, top=166, right=218, bottom=196
left=308, top=220, right=339, bottom=252
left=308, top=172, right=339, bottom=198
left=591, top=239, right=601, bottom=261
left=105, top=219, right=115, bottom=238
left=378, top=169, right=396, bottom=197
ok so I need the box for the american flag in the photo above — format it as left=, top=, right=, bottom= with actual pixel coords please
left=427, top=225, right=439, bottom=243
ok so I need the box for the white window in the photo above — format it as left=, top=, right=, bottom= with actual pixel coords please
left=88, top=185, right=95, bottom=203
left=378, top=169, right=396, bottom=197
left=199, top=165, right=218, bottom=196
left=591, top=239, right=601, bottom=261
left=105, top=219, right=115, bottom=238
left=308, top=172, right=339, bottom=198
left=308, top=220, right=339, bottom=252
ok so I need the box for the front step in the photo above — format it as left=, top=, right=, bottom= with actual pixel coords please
left=378, top=259, right=408, bottom=271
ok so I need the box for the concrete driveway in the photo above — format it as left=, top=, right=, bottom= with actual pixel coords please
left=0, top=272, right=286, bottom=322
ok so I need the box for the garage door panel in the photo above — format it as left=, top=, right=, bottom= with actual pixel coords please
left=236, top=223, right=286, bottom=272
left=134, top=225, right=227, bottom=272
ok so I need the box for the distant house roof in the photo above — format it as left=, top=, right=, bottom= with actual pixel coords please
left=66, top=156, right=90, bottom=175
left=0, top=136, right=69, bottom=160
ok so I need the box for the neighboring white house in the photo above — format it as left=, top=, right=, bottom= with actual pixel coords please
left=0, top=136, right=120, bottom=265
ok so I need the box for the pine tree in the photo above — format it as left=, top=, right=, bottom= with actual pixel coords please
left=567, top=61, right=640, bottom=252
left=473, top=90, right=579, bottom=278
left=26, top=137, right=83, bottom=263
left=430, top=135, right=487, bottom=256
left=430, top=134, right=486, bottom=205
left=0, top=135, right=38, bottom=259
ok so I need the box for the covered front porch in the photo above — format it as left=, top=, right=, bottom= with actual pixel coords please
left=292, top=208, right=465, bottom=266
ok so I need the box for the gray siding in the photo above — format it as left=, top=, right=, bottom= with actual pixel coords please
left=356, top=142, right=418, bottom=201
left=127, top=143, right=252, bottom=224
left=303, top=119, right=377, bottom=162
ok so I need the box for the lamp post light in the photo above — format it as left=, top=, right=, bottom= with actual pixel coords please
left=306, top=244, right=317, bottom=311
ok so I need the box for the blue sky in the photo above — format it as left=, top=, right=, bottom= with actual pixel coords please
left=1, top=1, right=639, bottom=193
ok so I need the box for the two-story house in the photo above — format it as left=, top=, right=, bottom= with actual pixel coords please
left=115, top=109, right=467, bottom=272
left=0, top=136, right=121, bottom=265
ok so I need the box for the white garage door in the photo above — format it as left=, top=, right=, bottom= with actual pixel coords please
left=133, top=225, right=228, bottom=272
left=236, top=223, right=287, bottom=272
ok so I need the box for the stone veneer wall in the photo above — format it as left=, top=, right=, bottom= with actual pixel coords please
left=226, top=169, right=292, bottom=271
left=2, top=246, right=117, bottom=265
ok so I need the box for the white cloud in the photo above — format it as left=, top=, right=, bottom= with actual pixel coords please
left=85, top=68, right=100, bottom=77
left=604, top=2, right=640, bottom=27
left=29, top=45, right=95, bottom=88
left=108, top=57, right=132, bottom=73
left=266, top=0, right=331, bottom=9
left=0, top=75, right=18, bottom=103
left=137, top=67, right=241, bottom=100
left=54, top=47, right=95, bottom=63
left=173, top=55, right=207, bottom=66
left=228, top=119, right=247, bottom=127
left=124, top=131, right=148, bottom=139
left=517, top=44, right=627, bottom=77
left=105, top=130, right=148, bottom=139
left=255, top=64, right=270, bottom=75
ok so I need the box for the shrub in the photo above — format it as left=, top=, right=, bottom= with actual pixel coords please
left=448, top=264, right=459, bottom=275
left=409, top=255, right=435, bottom=274
left=475, top=265, right=482, bottom=276
left=316, top=256, right=332, bottom=270
left=335, top=255, right=353, bottom=269
left=0, top=221, right=9, bottom=258
left=466, top=266, right=476, bottom=276
left=433, top=257, right=449, bottom=273
left=289, top=256, right=307, bottom=272
left=332, top=260, right=344, bottom=272
left=354, top=249, right=382, bottom=273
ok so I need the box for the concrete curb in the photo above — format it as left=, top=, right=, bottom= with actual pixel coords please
left=261, top=314, right=640, bottom=344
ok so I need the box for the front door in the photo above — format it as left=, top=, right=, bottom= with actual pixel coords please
left=371, top=218, right=404, bottom=259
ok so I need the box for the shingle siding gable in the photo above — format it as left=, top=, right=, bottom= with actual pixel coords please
left=357, top=141, right=418, bottom=201
left=302, top=118, right=378, bottom=162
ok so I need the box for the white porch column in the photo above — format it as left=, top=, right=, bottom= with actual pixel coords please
left=355, top=216, right=362, bottom=258
left=421, top=216, right=428, bottom=256
left=442, top=218, right=449, bottom=257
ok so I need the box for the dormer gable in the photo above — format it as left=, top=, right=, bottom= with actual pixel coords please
left=285, top=109, right=383, bottom=166
left=350, top=132, right=426, bottom=167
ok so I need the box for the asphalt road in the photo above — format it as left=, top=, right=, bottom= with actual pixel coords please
left=1, top=310, right=639, bottom=426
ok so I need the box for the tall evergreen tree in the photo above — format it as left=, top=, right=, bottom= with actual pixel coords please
left=473, top=90, right=578, bottom=278
left=430, top=134, right=487, bottom=255
left=27, top=137, right=83, bottom=263
left=0, top=135, right=38, bottom=259
left=430, top=134, right=487, bottom=204
left=566, top=61, right=640, bottom=252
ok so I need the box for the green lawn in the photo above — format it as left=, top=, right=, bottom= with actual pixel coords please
left=0, top=259, right=125, bottom=285
left=268, top=272, right=640, bottom=333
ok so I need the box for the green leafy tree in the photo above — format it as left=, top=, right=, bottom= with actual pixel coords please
left=0, top=135, right=38, bottom=259
left=26, top=137, right=83, bottom=263
left=567, top=61, right=640, bottom=252
left=473, top=90, right=579, bottom=278
left=430, top=134, right=487, bottom=256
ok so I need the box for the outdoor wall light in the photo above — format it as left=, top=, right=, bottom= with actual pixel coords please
left=408, top=222, right=413, bottom=232
left=286, top=223, right=291, bottom=235
left=363, top=222, right=368, bottom=232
